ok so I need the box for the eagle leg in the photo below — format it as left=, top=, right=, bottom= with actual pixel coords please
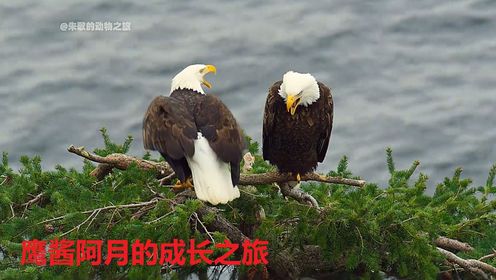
left=296, top=173, right=301, bottom=183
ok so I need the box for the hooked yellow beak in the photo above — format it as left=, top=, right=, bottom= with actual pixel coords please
left=201, top=64, right=217, bottom=89
left=286, top=95, right=301, bottom=115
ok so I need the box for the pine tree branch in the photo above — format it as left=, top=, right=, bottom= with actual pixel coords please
left=43, top=146, right=496, bottom=279
left=241, top=172, right=365, bottom=187
left=63, top=144, right=373, bottom=279
left=67, top=145, right=366, bottom=187
left=91, top=164, right=114, bottom=180
left=67, top=145, right=173, bottom=180
left=437, top=247, right=496, bottom=278
left=435, top=236, right=474, bottom=252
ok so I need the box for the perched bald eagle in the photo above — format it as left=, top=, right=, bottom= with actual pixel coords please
left=263, top=71, right=333, bottom=179
left=143, top=64, right=244, bottom=205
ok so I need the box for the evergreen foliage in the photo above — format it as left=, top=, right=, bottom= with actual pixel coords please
left=0, top=131, right=495, bottom=279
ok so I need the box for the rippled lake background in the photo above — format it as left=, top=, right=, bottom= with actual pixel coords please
left=1, top=0, right=495, bottom=188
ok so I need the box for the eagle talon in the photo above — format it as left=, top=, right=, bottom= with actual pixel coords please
left=185, top=178, right=194, bottom=189
left=172, top=178, right=194, bottom=191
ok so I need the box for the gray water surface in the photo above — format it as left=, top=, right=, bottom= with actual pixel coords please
left=1, top=0, right=495, bottom=188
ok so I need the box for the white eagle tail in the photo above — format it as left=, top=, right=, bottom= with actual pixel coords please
left=185, top=133, right=240, bottom=205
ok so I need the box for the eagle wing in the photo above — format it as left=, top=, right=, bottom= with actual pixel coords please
left=195, top=94, right=245, bottom=164
left=262, top=81, right=283, bottom=162
left=316, top=82, right=333, bottom=162
left=194, top=94, right=244, bottom=186
left=142, top=96, right=198, bottom=159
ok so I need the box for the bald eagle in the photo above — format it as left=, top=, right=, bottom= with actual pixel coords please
left=143, top=64, right=244, bottom=205
left=263, top=71, right=333, bottom=179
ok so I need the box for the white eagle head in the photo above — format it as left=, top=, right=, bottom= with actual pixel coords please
left=170, top=64, right=217, bottom=94
left=278, top=71, right=320, bottom=115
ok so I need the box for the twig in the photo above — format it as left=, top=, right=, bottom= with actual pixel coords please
left=146, top=183, right=165, bottom=198
left=159, top=172, right=176, bottom=185
left=60, top=210, right=98, bottom=237
left=279, top=182, right=320, bottom=209
left=145, top=210, right=175, bottom=224
left=355, top=226, right=364, bottom=256
left=0, top=175, right=7, bottom=186
left=147, top=184, right=158, bottom=196
left=479, top=249, right=496, bottom=262
left=85, top=209, right=102, bottom=232
left=9, top=203, right=15, bottom=218
left=67, top=145, right=366, bottom=187
left=106, top=209, right=119, bottom=230
left=22, top=192, right=45, bottom=207
left=192, top=212, right=215, bottom=244
left=22, top=192, right=45, bottom=217
left=38, top=199, right=159, bottom=225
left=131, top=203, right=157, bottom=220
